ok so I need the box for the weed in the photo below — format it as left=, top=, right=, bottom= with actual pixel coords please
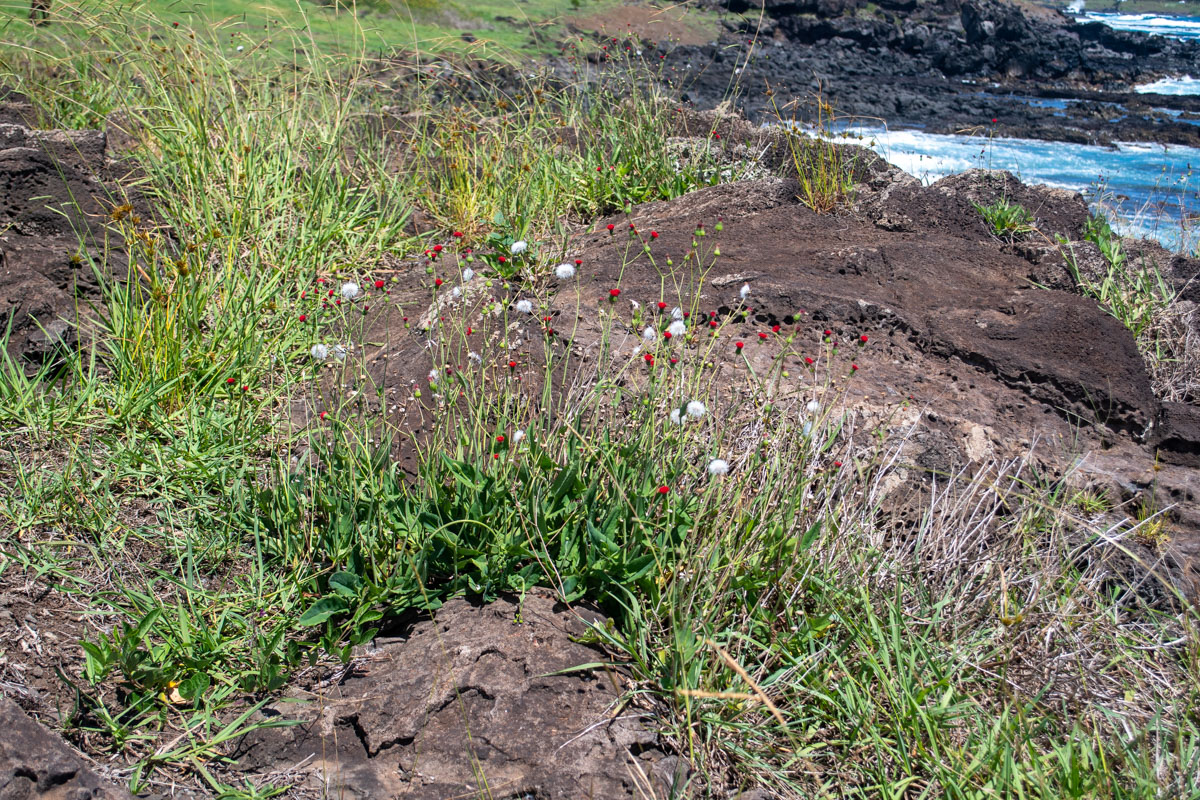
left=975, top=195, right=1036, bottom=239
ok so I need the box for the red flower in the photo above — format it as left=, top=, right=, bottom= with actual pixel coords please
left=859, top=334, right=868, bottom=343
left=298, top=314, right=307, bottom=322
left=823, top=329, right=832, bottom=337
left=735, top=341, right=744, bottom=350
left=508, top=360, right=517, bottom=369
left=226, top=377, right=235, bottom=385
left=710, top=320, right=718, bottom=328
left=301, top=290, right=307, bottom=299
left=713, top=132, right=721, bottom=139
left=435, top=278, right=443, bottom=287
left=453, top=231, right=464, bottom=237
left=991, top=117, right=998, bottom=123
left=833, top=460, right=843, bottom=468
left=496, top=435, right=505, bottom=443
left=657, top=485, right=669, bottom=494
left=851, top=363, right=859, bottom=371
left=651, top=231, right=658, bottom=238
left=319, top=411, right=328, bottom=420
left=374, top=279, right=385, bottom=289
left=574, top=259, right=582, bottom=266
left=663, top=331, right=672, bottom=339
left=804, top=356, right=814, bottom=365
left=610, top=288, right=621, bottom=298
left=317, top=278, right=326, bottom=284
left=498, top=256, right=507, bottom=263
left=241, top=385, right=249, bottom=392
left=758, top=332, right=768, bottom=340
left=772, top=325, right=780, bottom=333
left=606, top=224, right=615, bottom=233
left=670, top=357, right=678, bottom=364
left=433, top=244, right=443, bottom=253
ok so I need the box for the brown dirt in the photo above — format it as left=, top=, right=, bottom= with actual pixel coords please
left=568, top=3, right=719, bottom=48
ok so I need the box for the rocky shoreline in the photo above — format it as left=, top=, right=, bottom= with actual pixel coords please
left=659, top=0, right=1200, bottom=146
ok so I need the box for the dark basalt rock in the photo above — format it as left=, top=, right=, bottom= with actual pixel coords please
left=0, top=697, right=134, bottom=800
left=235, top=593, right=683, bottom=798
left=663, top=0, right=1200, bottom=146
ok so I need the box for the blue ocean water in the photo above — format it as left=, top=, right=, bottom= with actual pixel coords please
left=838, top=127, right=1200, bottom=251
left=1081, top=10, right=1200, bottom=40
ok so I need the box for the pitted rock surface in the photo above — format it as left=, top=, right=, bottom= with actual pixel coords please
left=236, top=593, right=682, bottom=799
left=0, top=697, right=134, bottom=800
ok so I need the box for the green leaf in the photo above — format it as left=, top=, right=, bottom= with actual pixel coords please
left=799, top=521, right=822, bottom=552
left=297, top=597, right=347, bottom=627
left=328, top=571, right=363, bottom=598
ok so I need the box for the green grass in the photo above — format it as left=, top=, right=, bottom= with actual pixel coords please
left=0, top=0, right=661, bottom=64
left=0, top=2, right=1197, bottom=798
left=975, top=196, right=1036, bottom=240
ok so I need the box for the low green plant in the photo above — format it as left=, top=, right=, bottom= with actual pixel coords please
left=975, top=195, right=1036, bottom=239
left=777, top=93, right=857, bottom=213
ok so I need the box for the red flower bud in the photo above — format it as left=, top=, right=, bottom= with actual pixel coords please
left=435, top=278, right=443, bottom=287
left=298, top=314, right=307, bottom=322
left=606, top=224, right=615, bottom=233
left=374, top=279, right=385, bottom=289
left=735, top=341, right=744, bottom=350
left=657, top=485, right=669, bottom=494
left=658, top=302, right=668, bottom=310
left=610, top=289, right=621, bottom=298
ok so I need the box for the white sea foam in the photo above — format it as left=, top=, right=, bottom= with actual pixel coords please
left=1083, top=11, right=1200, bottom=40
left=1136, top=75, right=1200, bottom=95
left=833, top=126, right=1200, bottom=250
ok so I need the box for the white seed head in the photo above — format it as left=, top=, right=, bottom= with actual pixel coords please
left=740, top=283, right=750, bottom=300
left=806, top=400, right=820, bottom=414
left=642, top=326, right=656, bottom=342
left=462, top=268, right=475, bottom=282
left=468, top=351, right=481, bottom=363
left=451, top=286, right=462, bottom=299
left=707, top=458, right=730, bottom=476
left=515, top=299, right=533, bottom=314
left=310, top=343, right=329, bottom=361
left=512, top=429, right=525, bottom=444
left=340, top=281, right=360, bottom=300
left=555, top=263, right=576, bottom=280
left=427, top=369, right=438, bottom=384
left=669, top=408, right=684, bottom=426
left=332, top=345, right=347, bottom=362
left=686, top=400, right=707, bottom=419
left=802, top=421, right=813, bottom=436
left=668, top=320, right=686, bottom=337
left=671, top=306, right=684, bottom=320
left=510, top=240, right=528, bottom=255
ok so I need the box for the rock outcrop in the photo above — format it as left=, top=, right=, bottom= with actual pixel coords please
left=0, top=697, right=134, bottom=800
left=662, top=0, right=1200, bottom=145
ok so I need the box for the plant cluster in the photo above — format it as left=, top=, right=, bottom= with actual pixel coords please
left=0, top=3, right=1196, bottom=799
